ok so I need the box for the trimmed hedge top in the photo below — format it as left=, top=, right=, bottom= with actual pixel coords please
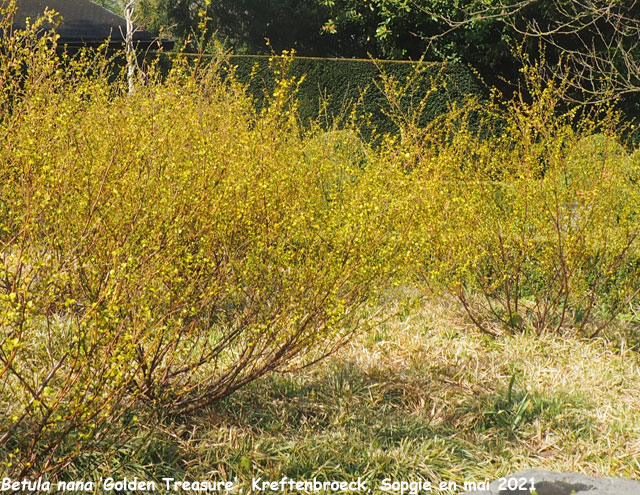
left=145, top=53, right=482, bottom=135
left=227, top=55, right=483, bottom=135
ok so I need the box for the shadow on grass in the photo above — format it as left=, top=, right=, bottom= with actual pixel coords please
left=154, top=352, right=595, bottom=481
left=61, top=337, right=602, bottom=491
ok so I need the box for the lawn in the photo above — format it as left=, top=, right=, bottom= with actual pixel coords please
left=112, top=294, right=640, bottom=492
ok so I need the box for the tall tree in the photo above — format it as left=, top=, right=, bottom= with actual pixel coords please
left=325, top=0, right=640, bottom=103
left=95, top=0, right=389, bottom=57
left=158, top=0, right=385, bottom=57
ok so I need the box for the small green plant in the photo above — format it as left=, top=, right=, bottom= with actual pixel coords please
left=471, top=372, right=592, bottom=439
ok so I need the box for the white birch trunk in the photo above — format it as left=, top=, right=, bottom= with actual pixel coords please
left=125, top=0, right=136, bottom=95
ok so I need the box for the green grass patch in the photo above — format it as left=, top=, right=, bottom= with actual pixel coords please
left=88, top=297, right=640, bottom=490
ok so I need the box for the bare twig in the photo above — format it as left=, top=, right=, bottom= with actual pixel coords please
left=408, top=0, right=640, bottom=102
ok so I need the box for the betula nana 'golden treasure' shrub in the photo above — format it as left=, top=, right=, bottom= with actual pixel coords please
left=380, top=62, right=640, bottom=335
left=3, top=0, right=640, bottom=479
left=0, top=6, right=414, bottom=479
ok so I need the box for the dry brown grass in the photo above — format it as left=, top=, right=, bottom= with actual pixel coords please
left=115, top=293, right=640, bottom=489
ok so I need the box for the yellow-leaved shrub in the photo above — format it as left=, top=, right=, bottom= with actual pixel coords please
left=386, top=63, right=640, bottom=335
left=3, top=1, right=640, bottom=480
left=0, top=9, right=413, bottom=478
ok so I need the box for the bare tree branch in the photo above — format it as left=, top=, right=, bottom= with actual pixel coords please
left=407, top=0, right=640, bottom=102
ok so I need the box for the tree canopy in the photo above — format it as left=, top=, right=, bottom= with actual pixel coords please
left=91, top=0, right=640, bottom=108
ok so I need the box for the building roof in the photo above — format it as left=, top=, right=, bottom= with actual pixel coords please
left=9, top=0, right=173, bottom=50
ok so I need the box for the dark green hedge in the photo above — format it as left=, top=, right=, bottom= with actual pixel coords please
left=227, top=55, right=483, bottom=135
left=143, top=53, right=482, bottom=135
